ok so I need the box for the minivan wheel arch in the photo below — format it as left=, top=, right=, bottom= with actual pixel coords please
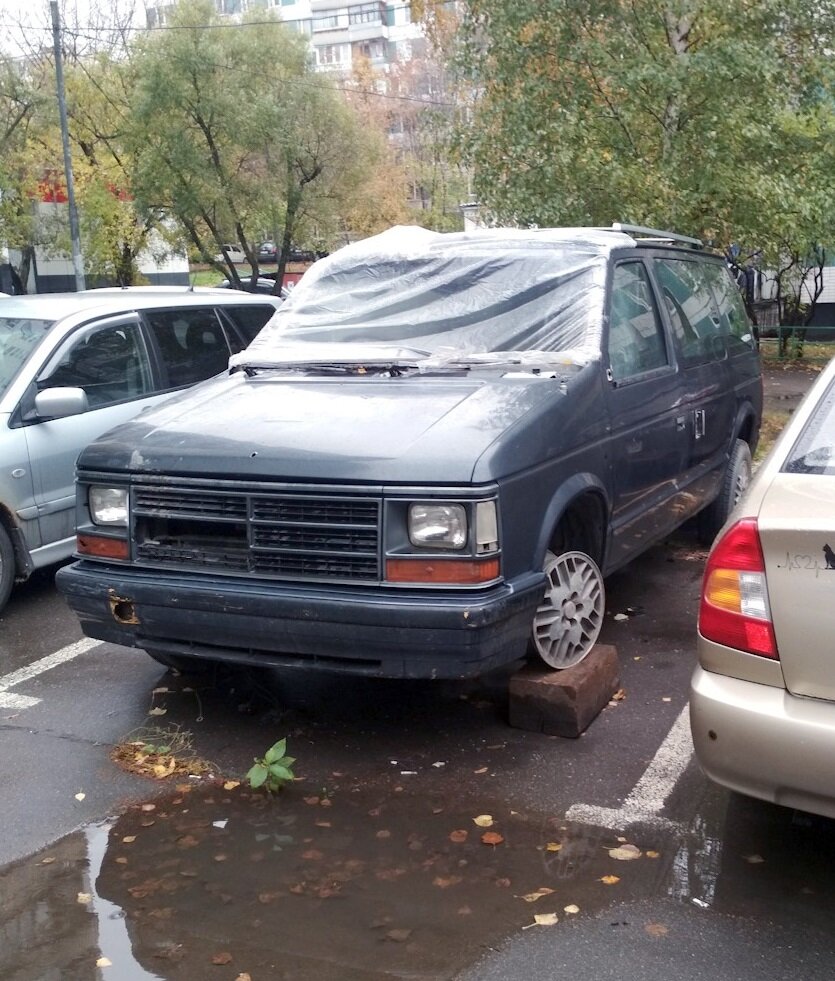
left=533, top=478, right=609, bottom=573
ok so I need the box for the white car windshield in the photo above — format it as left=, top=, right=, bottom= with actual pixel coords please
left=0, top=317, right=56, bottom=398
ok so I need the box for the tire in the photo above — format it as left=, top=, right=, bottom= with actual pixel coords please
left=698, top=438, right=752, bottom=546
left=144, top=648, right=215, bottom=674
left=530, top=549, right=605, bottom=669
left=0, top=523, right=14, bottom=613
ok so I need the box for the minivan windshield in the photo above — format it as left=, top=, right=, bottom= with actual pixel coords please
left=0, top=317, right=55, bottom=399
left=237, top=227, right=612, bottom=370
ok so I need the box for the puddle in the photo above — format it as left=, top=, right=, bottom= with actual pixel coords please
left=3, top=781, right=835, bottom=980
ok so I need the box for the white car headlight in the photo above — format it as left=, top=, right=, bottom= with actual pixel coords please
left=89, top=486, right=128, bottom=526
left=409, top=503, right=467, bottom=550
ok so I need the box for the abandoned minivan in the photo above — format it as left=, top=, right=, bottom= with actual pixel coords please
left=57, top=225, right=762, bottom=678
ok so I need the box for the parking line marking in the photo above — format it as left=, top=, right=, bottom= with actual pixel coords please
left=0, top=638, right=103, bottom=709
left=566, top=704, right=692, bottom=831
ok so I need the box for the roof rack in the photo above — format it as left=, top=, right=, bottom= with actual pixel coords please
left=598, top=223, right=703, bottom=249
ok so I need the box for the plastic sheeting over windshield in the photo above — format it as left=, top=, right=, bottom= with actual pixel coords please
left=234, top=226, right=631, bottom=369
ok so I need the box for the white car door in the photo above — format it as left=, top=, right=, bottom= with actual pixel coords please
left=22, top=315, right=161, bottom=561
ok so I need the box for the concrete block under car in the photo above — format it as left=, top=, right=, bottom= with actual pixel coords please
left=508, top=644, right=620, bottom=737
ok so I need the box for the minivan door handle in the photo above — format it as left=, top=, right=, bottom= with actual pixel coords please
left=694, top=408, right=706, bottom=439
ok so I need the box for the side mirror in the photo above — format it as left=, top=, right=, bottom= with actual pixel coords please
left=34, top=386, right=89, bottom=420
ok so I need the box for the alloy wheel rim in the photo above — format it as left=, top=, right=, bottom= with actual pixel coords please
left=532, top=550, right=604, bottom=669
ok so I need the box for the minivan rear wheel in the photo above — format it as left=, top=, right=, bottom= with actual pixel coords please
left=0, top=524, right=14, bottom=612
left=698, top=438, right=752, bottom=546
left=531, top=549, right=605, bottom=669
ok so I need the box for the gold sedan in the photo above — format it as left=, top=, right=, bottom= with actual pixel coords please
left=691, top=356, right=835, bottom=819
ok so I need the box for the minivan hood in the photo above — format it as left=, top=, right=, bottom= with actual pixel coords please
left=79, top=371, right=563, bottom=484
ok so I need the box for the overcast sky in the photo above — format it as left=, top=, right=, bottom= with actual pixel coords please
left=0, top=0, right=144, bottom=56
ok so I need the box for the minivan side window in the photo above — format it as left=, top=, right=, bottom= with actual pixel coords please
left=40, top=321, right=153, bottom=408
left=607, top=262, right=668, bottom=381
left=654, top=258, right=725, bottom=366
left=701, top=262, right=757, bottom=354
left=144, top=308, right=231, bottom=387
left=221, top=305, right=278, bottom=346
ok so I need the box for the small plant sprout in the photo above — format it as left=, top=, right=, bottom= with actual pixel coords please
left=247, top=738, right=296, bottom=793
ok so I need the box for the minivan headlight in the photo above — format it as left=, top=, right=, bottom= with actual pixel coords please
left=409, top=503, right=467, bottom=549
left=89, top=486, right=128, bottom=526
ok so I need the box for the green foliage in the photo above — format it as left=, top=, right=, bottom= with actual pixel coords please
left=455, top=0, right=835, bottom=271
left=246, top=738, right=296, bottom=794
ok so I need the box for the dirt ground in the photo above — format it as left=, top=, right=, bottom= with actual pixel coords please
left=762, top=360, right=822, bottom=414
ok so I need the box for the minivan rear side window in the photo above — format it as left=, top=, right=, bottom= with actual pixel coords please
left=144, top=308, right=231, bottom=387
left=221, top=305, right=277, bottom=346
left=701, top=262, right=757, bottom=355
left=654, top=258, right=725, bottom=366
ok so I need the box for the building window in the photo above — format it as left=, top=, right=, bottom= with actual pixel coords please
left=316, top=44, right=344, bottom=65
left=349, top=2, right=383, bottom=25
left=313, top=12, right=341, bottom=30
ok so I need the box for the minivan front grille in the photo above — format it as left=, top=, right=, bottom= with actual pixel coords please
left=133, top=484, right=381, bottom=583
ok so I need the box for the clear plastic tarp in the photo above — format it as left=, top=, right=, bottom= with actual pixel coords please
left=233, top=226, right=634, bottom=370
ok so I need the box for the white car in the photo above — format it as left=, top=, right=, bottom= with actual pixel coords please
left=0, top=288, right=280, bottom=610
left=214, top=244, right=246, bottom=264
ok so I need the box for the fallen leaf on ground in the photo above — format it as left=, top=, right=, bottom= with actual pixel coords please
left=645, top=922, right=669, bottom=937
left=141, top=804, right=156, bottom=812
left=386, top=929, right=412, bottom=942
left=545, top=842, right=562, bottom=852
left=236, top=974, right=252, bottom=981
left=523, top=912, right=559, bottom=929
left=375, top=830, right=391, bottom=840
left=211, top=951, right=233, bottom=965
left=608, top=844, right=642, bottom=861
left=564, top=904, right=580, bottom=914
left=96, top=957, right=112, bottom=967
left=600, top=875, right=620, bottom=885
left=481, top=831, right=504, bottom=846
left=152, top=687, right=169, bottom=695
left=646, top=850, right=660, bottom=859
left=449, top=829, right=468, bottom=843
left=122, top=836, right=136, bottom=844
left=473, top=767, right=488, bottom=774
left=744, top=854, right=765, bottom=864
left=39, top=857, right=55, bottom=865
left=433, top=875, right=463, bottom=889
left=223, top=781, right=240, bottom=791
left=148, top=707, right=167, bottom=717
left=518, top=887, right=555, bottom=902
left=473, top=815, right=494, bottom=828
left=611, top=689, right=626, bottom=700
left=77, top=893, right=92, bottom=904
left=75, top=793, right=86, bottom=802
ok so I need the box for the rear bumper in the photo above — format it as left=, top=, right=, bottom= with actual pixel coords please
left=56, top=561, right=545, bottom=679
left=690, top=664, right=835, bottom=819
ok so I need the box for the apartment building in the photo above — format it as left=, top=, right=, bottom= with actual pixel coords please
left=145, top=1, right=425, bottom=72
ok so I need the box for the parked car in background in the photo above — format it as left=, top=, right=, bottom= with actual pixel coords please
left=216, top=276, right=284, bottom=297
left=57, top=224, right=761, bottom=679
left=692, top=353, right=835, bottom=819
left=214, top=244, right=246, bottom=264
left=258, top=242, right=278, bottom=262
left=0, top=288, right=280, bottom=610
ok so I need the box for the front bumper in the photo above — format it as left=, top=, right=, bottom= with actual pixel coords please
left=690, top=664, right=835, bottom=819
left=56, top=561, right=545, bottom=679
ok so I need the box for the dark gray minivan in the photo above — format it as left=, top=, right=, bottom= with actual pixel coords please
left=57, top=225, right=762, bottom=678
